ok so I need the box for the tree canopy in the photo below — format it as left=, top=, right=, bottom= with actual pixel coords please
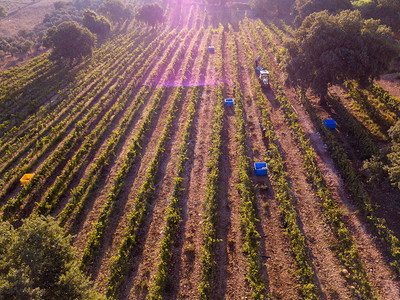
left=0, top=216, right=103, bottom=300
left=99, top=0, right=132, bottom=24
left=53, top=1, right=71, bottom=10
left=83, top=9, right=111, bottom=38
left=136, top=3, right=164, bottom=27
left=283, top=10, right=398, bottom=102
left=294, top=0, right=352, bottom=22
left=353, top=0, right=400, bottom=31
left=249, top=0, right=295, bottom=17
left=43, top=21, right=96, bottom=63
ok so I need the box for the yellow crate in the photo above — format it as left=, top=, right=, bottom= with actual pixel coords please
left=20, top=174, right=34, bottom=184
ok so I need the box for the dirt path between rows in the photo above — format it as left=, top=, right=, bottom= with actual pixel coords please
left=236, top=30, right=302, bottom=299
left=175, top=29, right=220, bottom=299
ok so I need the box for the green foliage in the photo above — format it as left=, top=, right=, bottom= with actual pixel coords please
left=0, top=5, right=8, bottom=18
left=0, top=34, right=34, bottom=56
left=99, top=0, right=131, bottom=24
left=229, top=25, right=267, bottom=298
left=83, top=9, right=111, bottom=38
left=386, top=122, right=400, bottom=189
left=294, top=0, right=352, bottom=21
left=198, top=24, right=224, bottom=299
left=326, top=94, right=379, bottom=159
left=54, top=1, right=71, bottom=10
left=0, top=216, right=103, bottom=300
left=249, top=0, right=295, bottom=17
left=353, top=0, right=400, bottom=30
left=362, top=155, right=388, bottom=185
left=136, top=4, right=164, bottom=27
left=43, top=21, right=96, bottom=63
left=283, top=10, right=398, bottom=101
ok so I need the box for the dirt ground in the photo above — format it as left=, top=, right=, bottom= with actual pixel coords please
left=376, top=73, right=400, bottom=99
left=0, top=0, right=57, bottom=37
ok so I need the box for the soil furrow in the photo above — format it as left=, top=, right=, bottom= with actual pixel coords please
left=175, top=30, right=220, bottom=299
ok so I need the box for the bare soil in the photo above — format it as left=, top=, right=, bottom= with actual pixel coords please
left=0, top=0, right=57, bottom=37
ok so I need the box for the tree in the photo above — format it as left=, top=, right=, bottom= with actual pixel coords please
left=0, top=5, right=7, bottom=17
left=353, top=0, right=400, bottom=31
left=378, top=0, right=400, bottom=11
left=99, top=0, right=125, bottom=24
left=282, top=10, right=398, bottom=103
left=136, top=4, right=164, bottom=27
left=83, top=9, right=111, bottom=38
left=43, top=21, right=96, bottom=63
left=294, top=0, right=352, bottom=22
left=0, top=216, right=104, bottom=300
left=250, top=0, right=295, bottom=17
left=54, top=1, right=70, bottom=10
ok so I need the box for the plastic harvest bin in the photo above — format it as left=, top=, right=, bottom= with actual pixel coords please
left=20, top=173, right=34, bottom=184
left=208, top=46, right=215, bottom=53
left=254, top=162, right=268, bottom=176
left=323, top=119, right=336, bottom=129
left=225, top=98, right=233, bottom=107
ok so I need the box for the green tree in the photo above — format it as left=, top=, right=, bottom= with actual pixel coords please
left=99, top=0, right=125, bottom=24
left=0, top=5, right=7, bottom=17
left=378, top=0, right=400, bottom=10
left=250, top=0, right=295, bottom=17
left=353, top=0, right=400, bottom=31
left=136, top=3, right=164, bottom=27
left=43, top=21, right=96, bottom=64
left=83, top=9, right=111, bottom=38
left=294, top=0, right=352, bottom=21
left=54, top=1, right=70, bottom=10
left=283, top=10, right=398, bottom=103
left=0, top=216, right=104, bottom=300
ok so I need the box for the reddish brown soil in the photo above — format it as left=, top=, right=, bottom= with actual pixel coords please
left=235, top=32, right=300, bottom=299
left=376, top=73, right=400, bottom=100
left=213, top=30, right=249, bottom=298
left=0, top=0, right=57, bottom=37
left=175, top=30, right=221, bottom=300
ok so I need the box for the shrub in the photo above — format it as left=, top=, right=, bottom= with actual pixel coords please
left=0, top=216, right=104, bottom=299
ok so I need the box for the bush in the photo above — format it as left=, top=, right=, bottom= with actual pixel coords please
left=0, top=216, right=104, bottom=300
left=43, top=21, right=96, bottom=63
left=136, top=4, right=164, bottom=27
left=83, top=9, right=111, bottom=38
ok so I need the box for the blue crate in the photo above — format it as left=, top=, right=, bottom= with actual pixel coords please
left=324, top=119, right=336, bottom=129
left=254, top=162, right=268, bottom=176
left=225, top=98, right=233, bottom=107
left=208, top=46, right=215, bottom=53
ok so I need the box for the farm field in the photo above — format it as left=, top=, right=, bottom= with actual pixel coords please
left=2, top=4, right=400, bottom=299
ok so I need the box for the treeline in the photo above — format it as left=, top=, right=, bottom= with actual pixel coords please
left=0, top=0, right=136, bottom=60
left=250, top=0, right=400, bottom=31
